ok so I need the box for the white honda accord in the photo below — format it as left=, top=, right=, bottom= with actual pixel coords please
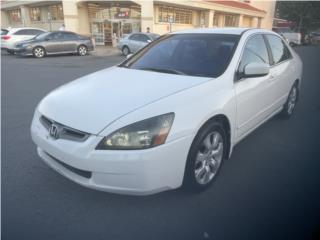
left=31, top=28, right=302, bottom=195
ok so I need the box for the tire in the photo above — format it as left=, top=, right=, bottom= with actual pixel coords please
left=122, top=46, right=130, bottom=56
left=33, top=46, right=46, bottom=58
left=183, top=121, right=227, bottom=192
left=78, top=45, right=87, bottom=56
left=7, top=49, right=14, bottom=55
left=280, top=83, right=299, bottom=118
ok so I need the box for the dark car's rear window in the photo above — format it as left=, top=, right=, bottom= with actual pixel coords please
left=121, top=34, right=240, bottom=78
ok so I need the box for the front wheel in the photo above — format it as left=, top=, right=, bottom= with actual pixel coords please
left=33, top=47, right=45, bottom=58
left=280, top=83, right=298, bottom=118
left=7, top=49, right=14, bottom=55
left=78, top=45, right=87, bottom=56
left=122, top=46, right=130, bottom=56
left=183, top=121, right=227, bottom=192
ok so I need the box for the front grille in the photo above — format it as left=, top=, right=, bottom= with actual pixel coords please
left=40, top=115, right=90, bottom=142
left=47, top=152, right=92, bottom=179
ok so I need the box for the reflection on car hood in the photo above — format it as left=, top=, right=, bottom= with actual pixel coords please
left=38, top=66, right=211, bottom=134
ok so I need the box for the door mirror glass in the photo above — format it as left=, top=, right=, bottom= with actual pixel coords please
left=147, top=39, right=152, bottom=43
left=126, top=53, right=133, bottom=59
left=243, top=62, right=269, bottom=78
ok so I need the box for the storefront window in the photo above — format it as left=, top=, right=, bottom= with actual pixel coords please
left=48, top=4, right=64, bottom=21
left=158, top=5, right=193, bottom=24
left=30, top=7, right=41, bottom=21
left=225, top=14, right=238, bottom=27
left=8, top=9, right=21, bottom=23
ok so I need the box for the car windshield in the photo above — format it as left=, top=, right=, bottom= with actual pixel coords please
left=34, top=32, right=51, bottom=40
left=120, top=34, right=240, bottom=78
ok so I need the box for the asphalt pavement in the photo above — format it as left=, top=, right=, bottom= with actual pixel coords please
left=2, top=48, right=320, bottom=240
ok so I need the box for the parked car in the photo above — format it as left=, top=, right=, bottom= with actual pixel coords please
left=14, top=31, right=94, bottom=58
left=117, top=32, right=160, bottom=56
left=305, top=31, right=320, bottom=45
left=272, top=27, right=301, bottom=46
left=31, top=28, right=302, bottom=195
left=1, top=28, right=8, bottom=36
left=1, top=27, right=46, bottom=54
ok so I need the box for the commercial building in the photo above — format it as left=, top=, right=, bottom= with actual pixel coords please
left=1, top=0, right=275, bottom=46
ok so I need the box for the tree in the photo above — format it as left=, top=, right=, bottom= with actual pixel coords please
left=276, top=1, right=320, bottom=33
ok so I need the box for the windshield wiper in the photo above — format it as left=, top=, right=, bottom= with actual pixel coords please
left=138, top=67, right=186, bottom=75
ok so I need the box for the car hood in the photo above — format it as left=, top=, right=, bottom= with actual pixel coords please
left=38, top=67, right=210, bottom=134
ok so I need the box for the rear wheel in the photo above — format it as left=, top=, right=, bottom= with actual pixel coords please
left=78, top=45, right=87, bottom=56
left=280, top=83, right=298, bottom=118
left=122, top=46, right=130, bottom=56
left=183, top=121, right=227, bottom=192
left=33, top=47, right=45, bottom=58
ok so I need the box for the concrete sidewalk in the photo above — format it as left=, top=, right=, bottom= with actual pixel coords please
left=91, top=46, right=122, bottom=57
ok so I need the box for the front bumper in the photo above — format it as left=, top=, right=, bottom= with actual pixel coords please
left=14, top=47, right=33, bottom=56
left=31, top=111, right=193, bottom=195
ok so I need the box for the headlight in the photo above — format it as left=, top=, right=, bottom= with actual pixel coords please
left=96, top=113, right=174, bottom=150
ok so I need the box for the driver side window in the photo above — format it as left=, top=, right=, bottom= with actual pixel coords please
left=239, top=34, right=269, bottom=74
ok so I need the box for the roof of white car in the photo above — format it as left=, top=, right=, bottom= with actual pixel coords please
left=171, top=27, right=271, bottom=35
left=7, top=27, right=46, bottom=33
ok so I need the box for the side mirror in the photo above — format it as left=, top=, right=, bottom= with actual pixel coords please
left=45, top=37, right=51, bottom=41
left=242, top=62, right=269, bottom=78
left=147, top=39, right=152, bottom=43
left=126, top=53, right=133, bottom=59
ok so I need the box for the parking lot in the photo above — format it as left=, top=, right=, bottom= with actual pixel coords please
left=2, top=47, right=320, bottom=240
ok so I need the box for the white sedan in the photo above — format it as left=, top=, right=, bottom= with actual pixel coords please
left=1, top=27, right=46, bottom=54
left=31, top=28, right=303, bottom=195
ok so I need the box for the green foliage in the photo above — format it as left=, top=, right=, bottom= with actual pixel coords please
left=276, top=1, right=320, bottom=33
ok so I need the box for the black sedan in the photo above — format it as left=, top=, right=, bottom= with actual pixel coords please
left=14, top=31, right=94, bottom=58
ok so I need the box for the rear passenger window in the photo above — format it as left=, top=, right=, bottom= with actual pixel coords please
left=30, top=29, right=44, bottom=35
left=14, top=29, right=31, bottom=35
left=265, top=35, right=292, bottom=65
left=239, top=34, right=269, bottom=73
left=129, top=34, right=140, bottom=41
left=14, top=29, right=44, bottom=35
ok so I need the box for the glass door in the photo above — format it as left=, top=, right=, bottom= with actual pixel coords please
left=91, top=22, right=104, bottom=46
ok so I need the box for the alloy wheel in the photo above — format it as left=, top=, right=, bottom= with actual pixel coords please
left=194, top=131, right=224, bottom=185
left=34, top=47, right=45, bottom=58
left=78, top=46, right=87, bottom=56
left=287, top=86, right=297, bottom=114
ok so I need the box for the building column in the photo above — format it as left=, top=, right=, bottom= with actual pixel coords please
left=20, top=5, right=31, bottom=27
left=1, top=10, right=9, bottom=27
left=219, top=14, right=225, bottom=27
left=257, top=17, right=262, bottom=28
left=251, top=17, right=259, bottom=28
left=140, top=0, right=154, bottom=33
left=205, top=10, right=214, bottom=28
left=238, top=14, right=244, bottom=27
left=62, top=0, right=79, bottom=32
left=77, top=2, right=90, bottom=35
